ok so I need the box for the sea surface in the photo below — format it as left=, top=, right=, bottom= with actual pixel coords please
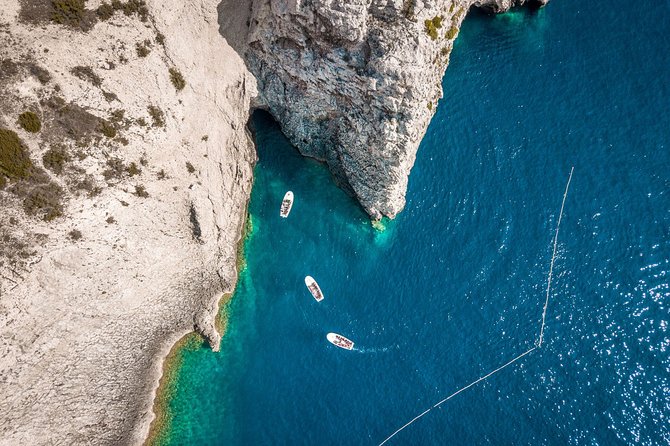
left=161, top=1, right=669, bottom=444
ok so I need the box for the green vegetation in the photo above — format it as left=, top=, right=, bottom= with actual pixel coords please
left=42, top=144, right=71, bottom=174
left=155, top=32, right=165, bottom=46
left=136, top=40, right=151, bottom=57
left=68, top=229, right=82, bottom=240
left=102, top=157, right=125, bottom=181
left=99, top=121, right=117, bottom=138
left=446, top=26, right=459, bottom=40
left=0, top=129, right=33, bottom=180
left=23, top=182, right=64, bottom=221
left=28, top=63, right=52, bottom=84
left=148, top=105, right=165, bottom=127
left=134, top=184, right=149, bottom=198
left=103, top=91, right=119, bottom=102
left=185, top=162, right=195, bottom=174
left=169, top=67, right=186, bottom=91
left=18, top=111, right=41, bottom=133
left=427, top=101, right=433, bottom=111
left=110, top=109, right=125, bottom=123
left=51, top=0, right=87, bottom=26
left=424, top=15, right=444, bottom=41
left=71, top=65, right=102, bottom=87
left=126, top=162, right=141, bottom=176
left=401, top=0, right=416, bottom=21
left=96, top=2, right=114, bottom=20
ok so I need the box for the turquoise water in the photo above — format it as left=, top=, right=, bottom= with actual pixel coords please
left=163, top=2, right=669, bottom=445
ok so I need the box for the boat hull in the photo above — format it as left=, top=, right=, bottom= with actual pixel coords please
left=327, top=332, right=354, bottom=350
left=280, top=191, right=294, bottom=218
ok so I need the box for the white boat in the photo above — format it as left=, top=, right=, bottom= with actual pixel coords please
left=280, top=191, right=294, bottom=218
left=304, top=276, right=324, bottom=302
left=327, top=333, right=354, bottom=350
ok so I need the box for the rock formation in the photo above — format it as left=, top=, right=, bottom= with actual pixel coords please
left=238, top=0, right=546, bottom=219
left=0, top=0, right=256, bottom=443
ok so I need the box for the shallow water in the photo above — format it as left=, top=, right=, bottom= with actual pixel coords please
left=162, top=2, right=670, bottom=444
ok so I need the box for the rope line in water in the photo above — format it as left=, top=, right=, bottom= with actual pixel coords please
left=538, top=166, right=574, bottom=347
left=377, top=167, right=574, bottom=446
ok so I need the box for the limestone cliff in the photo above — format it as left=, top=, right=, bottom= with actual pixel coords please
left=0, top=0, right=256, bottom=443
left=238, top=0, right=547, bottom=219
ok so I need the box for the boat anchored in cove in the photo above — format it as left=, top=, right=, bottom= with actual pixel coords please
left=327, top=333, right=354, bottom=350
left=304, top=276, right=324, bottom=302
left=280, top=191, right=293, bottom=218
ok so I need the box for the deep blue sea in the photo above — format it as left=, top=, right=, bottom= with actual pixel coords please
left=162, top=1, right=669, bottom=444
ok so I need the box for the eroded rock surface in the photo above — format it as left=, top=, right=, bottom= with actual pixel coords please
left=0, top=0, right=256, bottom=444
left=237, top=0, right=546, bottom=218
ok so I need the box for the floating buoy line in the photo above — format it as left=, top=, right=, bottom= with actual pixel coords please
left=378, top=167, right=575, bottom=446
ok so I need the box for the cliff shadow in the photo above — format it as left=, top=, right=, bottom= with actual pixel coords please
left=217, top=0, right=254, bottom=58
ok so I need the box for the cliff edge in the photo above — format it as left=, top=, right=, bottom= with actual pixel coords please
left=236, top=0, right=546, bottom=218
left=0, top=0, right=256, bottom=443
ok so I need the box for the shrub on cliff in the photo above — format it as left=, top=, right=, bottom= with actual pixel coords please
left=424, top=16, right=443, bottom=41
left=99, top=121, right=117, bottom=138
left=42, top=144, right=71, bottom=174
left=169, top=67, right=186, bottom=91
left=51, top=0, right=87, bottom=26
left=96, top=2, right=114, bottom=20
left=148, top=105, right=165, bottom=127
left=18, top=111, right=41, bottom=133
left=71, top=65, right=102, bottom=87
left=446, top=26, right=459, bottom=40
left=0, top=128, right=33, bottom=179
left=23, top=182, right=65, bottom=221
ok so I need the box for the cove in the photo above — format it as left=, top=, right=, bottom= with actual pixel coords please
left=159, top=1, right=669, bottom=444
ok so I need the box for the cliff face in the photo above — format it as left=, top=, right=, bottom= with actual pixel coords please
left=242, top=0, right=546, bottom=219
left=0, top=0, right=256, bottom=443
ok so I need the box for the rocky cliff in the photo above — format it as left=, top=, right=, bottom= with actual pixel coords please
left=0, top=0, right=256, bottom=443
left=239, top=0, right=546, bottom=219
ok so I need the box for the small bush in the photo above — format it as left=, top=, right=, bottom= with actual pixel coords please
left=96, top=2, right=114, bottom=20
left=134, top=184, right=149, bottom=198
left=110, top=109, right=125, bottom=123
left=51, top=0, right=87, bottom=27
left=28, top=64, right=51, bottom=84
left=136, top=117, right=147, bottom=127
left=427, top=102, right=433, bottom=111
left=103, top=91, right=118, bottom=102
left=201, top=135, right=208, bottom=141
left=126, top=162, right=141, bottom=176
left=157, top=169, right=166, bottom=179
left=68, top=229, right=82, bottom=240
left=139, top=156, right=148, bottom=166
left=169, top=67, right=186, bottom=91
left=18, top=111, right=41, bottom=133
left=148, top=105, right=165, bottom=127
left=155, top=32, right=165, bottom=46
left=185, top=162, right=195, bottom=173
left=106, top=215, right=116, bottom=224
left=424, top=15, right=443, bottom=41
left=102, top=157, right=125, bottom=180
left=99, top=121, right=117, bottom=138
left=136, top=41, right=151, bottom=58
left=0, top=176, right=6, bottom=189
left=71, top=65, right=102, bottom=87
left=23, top=182, right=64, bottom=221
left=0, top=129, right=33, bottom=179
left=446, top=26, right=459, bottom=40
left=42, top=144, right=71, bottom=174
